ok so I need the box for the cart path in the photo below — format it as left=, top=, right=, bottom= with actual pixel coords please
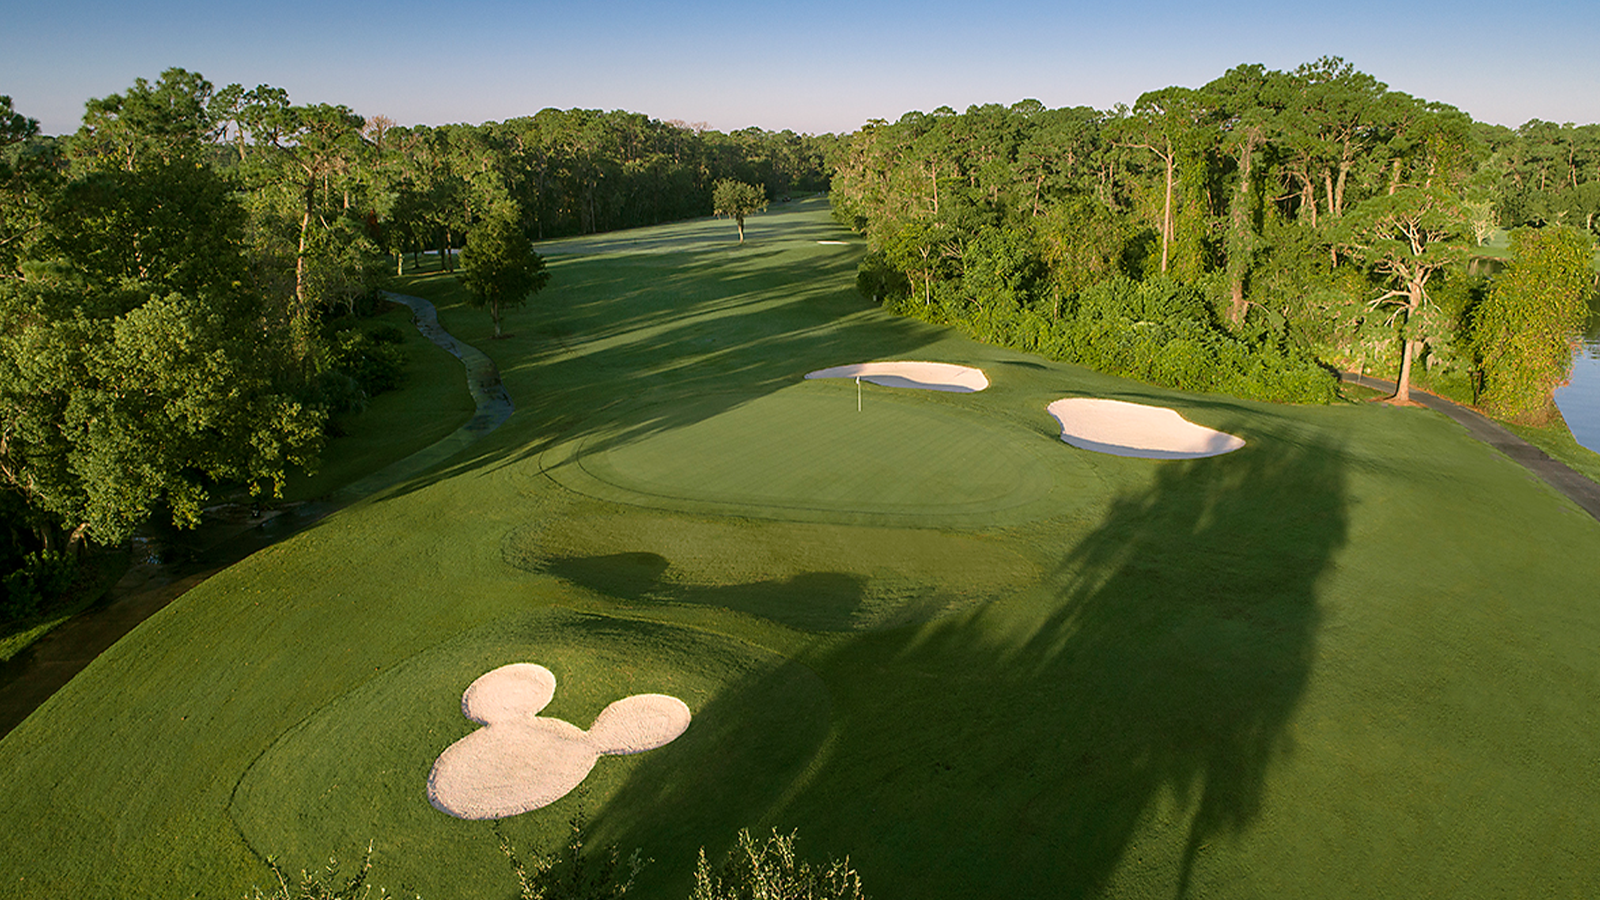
left=1341, top=372, right=1600, bottom=522
left=0, top=293, right=511, bottom=739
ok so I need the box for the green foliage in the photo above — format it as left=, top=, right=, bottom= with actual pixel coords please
left=1471, top=226, right=1597, bottom=423
left=691, top=829, right=866, bottom=900
left=246, top=843, right=407, bottom=900
left=460, top=210, right=550, bottom=337
left=49, top=154, right=251, bottom=298
left=496, top=811, right=645, bottom=900
left=853, top=251, right=908, bottom=303
left=1, top=550, right=75, bottom=622
left=1043, top=279, right=1337, bottom=403
left=315, top=327, right=408, bottom=413
left=0, top=280, right=324, bottom=545
left=712, top=179, right=768, bottom=242
left=824, top=62, right=1580, bottom=406
left=1036, top=197, right=1137, bottom=299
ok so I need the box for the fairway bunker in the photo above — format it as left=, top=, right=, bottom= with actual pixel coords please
left=804, top=361, right=990, bottom=392
left=1048, top=398, right=1245, bottom=459
left=428, top=663, right=690, bottom=820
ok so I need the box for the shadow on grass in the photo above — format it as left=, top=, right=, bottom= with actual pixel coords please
left=539, top=552, right=870, bottom=631
left=375, top=218, right=946, bottom=505
left=592, top=430, right=1346, bottom=899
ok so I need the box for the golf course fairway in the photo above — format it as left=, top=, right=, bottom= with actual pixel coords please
left=2, top=198, right=1599, bottom=900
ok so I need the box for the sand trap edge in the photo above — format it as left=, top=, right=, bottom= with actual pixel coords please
left=429, top=665, right=692, bottom=820
left=805, top=361, right=989, bottom=393
left=1047, top=398, right=1245, bottom=459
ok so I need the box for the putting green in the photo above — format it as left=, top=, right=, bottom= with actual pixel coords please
left=539, top=384, right=1099, bottom=526
left=229, top=610, right=831, bottom=898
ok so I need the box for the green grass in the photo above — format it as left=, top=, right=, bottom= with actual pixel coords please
left=4, top=200, right=1600, bottom=900
left=281, top=303, right=477, bottom=502
left=0, top=551, right=126, bottom=662
left=0, top=309, right=470, bottom=664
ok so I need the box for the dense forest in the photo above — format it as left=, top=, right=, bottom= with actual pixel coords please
left=2, top=59, right=1598, bottom=612
left=832, top=58, right=1599, bottom=409
left=0, top=69, right=834, bottom=609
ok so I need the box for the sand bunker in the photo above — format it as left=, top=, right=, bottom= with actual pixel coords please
left=805, top=361, right=989, bottom=393
left=1047, top=398, right=1245, bottom=459
left=428, top=663, right=691, bottom=820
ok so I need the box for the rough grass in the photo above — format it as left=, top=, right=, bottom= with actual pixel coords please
left=3, top=200, right=1600, bottom=900
left=1503, top=410, right=1600, bottom=484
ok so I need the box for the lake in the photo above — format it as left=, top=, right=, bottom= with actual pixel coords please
left=1554, top=311, right=1600, bottom=453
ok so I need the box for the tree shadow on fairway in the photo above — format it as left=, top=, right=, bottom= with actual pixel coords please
left=538, top=551, right=872, bottom=631
left=1032, top=431, right=1346, bottom=898
left=592, top=431, right=1347, bottom=899
left=373, top=245, right=951, bottom=506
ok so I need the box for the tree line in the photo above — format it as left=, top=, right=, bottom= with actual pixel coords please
left=0, top=69, right=834, bottom=613
left=831, top=57, right=1598, bottom=410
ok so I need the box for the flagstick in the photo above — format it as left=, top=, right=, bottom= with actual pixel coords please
left=856, top=376, right=861, bottom=412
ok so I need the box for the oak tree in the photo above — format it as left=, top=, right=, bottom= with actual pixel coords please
left=712, top=179, right=766, bottom=242
left=460, top=209, right=549, bottom=338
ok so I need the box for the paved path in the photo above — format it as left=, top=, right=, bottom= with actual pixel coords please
left=0, top=294, right=511, bottom=738
left=1341, top=372, right=1600, bottom=521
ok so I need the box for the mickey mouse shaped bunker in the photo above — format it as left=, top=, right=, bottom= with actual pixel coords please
left=428, top=663, right=692, bottom=820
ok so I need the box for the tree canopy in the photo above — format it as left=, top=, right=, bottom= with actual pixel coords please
left=712, top=179, right=768, bottom=242
left=1472, top=226, right=1597, bottom=422
left=460, top=209, right=550, bottom=337
left=828, top=57, right=1598, bottom=407
left=1, top=71, right=837, bottom=566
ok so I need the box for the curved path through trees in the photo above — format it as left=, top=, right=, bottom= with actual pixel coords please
left=1341, top=372, right=1600, bottom=521
left=0, top=293, right=511, bottom=738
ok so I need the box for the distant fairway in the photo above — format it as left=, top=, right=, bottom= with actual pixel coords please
left=4, top=198, right=1600, bottom=900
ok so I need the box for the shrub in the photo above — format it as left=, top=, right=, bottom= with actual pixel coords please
left=1471, top=226, right=1596, bottom=423
left=2, top=550, right=75, bottom=621
left=691, top=828, right=867, bottom=900
left=496, top=812, right=645, bottom=900
left=245, top=842, right=402, bottom=900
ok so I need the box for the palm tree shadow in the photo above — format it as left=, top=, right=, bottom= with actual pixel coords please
left=1030, top=430, right=1346, bottom=897
left=590, top=430, right=1347, bottom=898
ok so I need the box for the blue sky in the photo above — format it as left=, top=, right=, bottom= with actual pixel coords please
left=5, top=0, right=1597, bottom=136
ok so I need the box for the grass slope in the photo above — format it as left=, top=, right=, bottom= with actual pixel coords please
left=282, top=303, right=477, bottom=502
left=2, top=200, right=1599, bottom=900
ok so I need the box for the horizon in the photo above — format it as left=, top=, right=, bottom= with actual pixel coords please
left=5, top=0, right=1598, bottom=137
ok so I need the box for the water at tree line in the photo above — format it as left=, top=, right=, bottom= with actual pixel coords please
left=1553, top=302, right=1600, bottom=454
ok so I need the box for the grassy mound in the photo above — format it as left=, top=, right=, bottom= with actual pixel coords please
left=230, top=609, right=829, bottom=898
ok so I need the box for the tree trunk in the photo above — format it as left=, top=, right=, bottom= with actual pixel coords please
left=295, top=197, right=312, bottom=361
left=1301, top=176, right=1318, bottom=228
left=1393, top=283, right=1426, bottom=402
left=1228, top=136, right=1257, bottom=326
left=1394, top=336, right=1420, bottom=403
left=736, top=215, right=745, bottom=243
left=1160, top=148, right=1175, bottom=273
left=66, top=522, right=91, bottom=558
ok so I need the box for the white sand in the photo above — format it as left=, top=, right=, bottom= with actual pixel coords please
left=428, top=663, right=691, bottom=820
left=805, top=361, right=990, bottom=393
left=1047, top=398, right=1245, bottom=459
